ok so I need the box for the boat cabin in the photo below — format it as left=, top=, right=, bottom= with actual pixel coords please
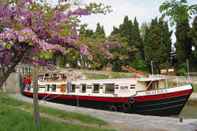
left=24, top=75, right=168, bottom=97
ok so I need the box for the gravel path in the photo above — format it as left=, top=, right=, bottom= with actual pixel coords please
left=9, top=93, right=197, bottom=131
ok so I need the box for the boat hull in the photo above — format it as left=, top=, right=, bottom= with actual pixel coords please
left=22, top=85, right=192, bottom=116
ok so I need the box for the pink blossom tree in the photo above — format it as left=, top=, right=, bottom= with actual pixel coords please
left=0, top=0, right=111, bottom=89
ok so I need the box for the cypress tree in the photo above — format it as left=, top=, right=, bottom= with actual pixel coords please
left=95, top=23, right=106, bottom=39
left=132, top=17, right=144, bottom=60
left=189, top=16, right=197, bottom=70
left=144, top=18, right=172, bottom=73
left=175, top=19, right=192, bottom=64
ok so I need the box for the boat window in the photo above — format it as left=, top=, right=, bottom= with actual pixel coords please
left=51, top=84, right=56, bottom=91
left=93, top=84, right=99, bottom=93
left=81, top=84, right=86, bottom=93
left=146, top=81, right=159, bottom=90
left=70, top=84, right=76, bottom=92
left=120, top=86, right=128, bottom=89
left=130, top=84, right=135, bottom=89
left=105, top=84, right=114, bottom=94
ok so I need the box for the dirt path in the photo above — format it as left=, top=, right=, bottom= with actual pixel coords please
left=9, top=93, right=197, bottom=131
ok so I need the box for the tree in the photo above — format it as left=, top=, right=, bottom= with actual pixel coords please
left=0, top=0, right=112, bottom=128
left=110, top=16, right=146, bottom=71
left=79, top=24, right=94, bottom=38
left=143, top=18, right=172, bottom=73
left=159, top=0, right=197, bottom=65
left=132, top=17, right=144, bottom=59
left=190, top=16, right=197, bottom=46
left=0, top=0, right=111, bottom=88
left=107, top=34, right=130, bottom=71
left=189, top=16, right=197, bottom=70
left=175, top=19, right=192, bottom=63
left=94, top=23, right=106, bottom=39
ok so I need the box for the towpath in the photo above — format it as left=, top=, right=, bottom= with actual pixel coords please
left=10, top=93, right=197, bottom=131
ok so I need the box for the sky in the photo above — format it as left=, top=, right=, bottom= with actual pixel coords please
left=50, top=0, right=196, bottom=43
left=79, top=0, right=196, bottom=36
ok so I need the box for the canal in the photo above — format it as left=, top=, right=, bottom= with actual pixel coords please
left=180, top=100, right=197, bottom=118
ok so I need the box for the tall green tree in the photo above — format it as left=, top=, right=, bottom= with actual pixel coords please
left=190, top=16, right=197, bottom=47
left=189, top=16, right=197, bottom=70
left=159, top=0, right=197, bottom=66
left=144, top=18, right=172, bottom=73
left=175, top=19, right=192, bottom=63
left=94, top=23, right=106, bottom=39
left=111, top=16, right=147, bottom=71
left=131, top=17, right=145, bottom=62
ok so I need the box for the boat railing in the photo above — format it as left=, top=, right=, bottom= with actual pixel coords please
left=135, top=75, right=191, bottom=96
left=38, top=77, right=67, bottom=82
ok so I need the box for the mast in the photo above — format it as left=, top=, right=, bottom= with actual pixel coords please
left=151, top=60, right=154, bottom=75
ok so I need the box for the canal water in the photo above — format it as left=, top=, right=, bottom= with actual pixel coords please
left=180, top=100, right=197, bottom=118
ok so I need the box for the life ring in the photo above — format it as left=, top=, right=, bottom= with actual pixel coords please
left=128, top=97, right=135, bottom=104
left=109, top=105, right=117, bottom=111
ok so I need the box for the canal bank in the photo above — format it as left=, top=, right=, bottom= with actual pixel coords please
left=10, top=94, right=197, bottom=131
left=180, top=93, right=197, bottom=119
left=189, top=93, right=197, bottom=100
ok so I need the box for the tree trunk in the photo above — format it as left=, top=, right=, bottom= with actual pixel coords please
left=0, top=46, right=31, bottom=90
left=0, top=57, right=23, bottom=90
left=32, top=65, right=40, bottom=129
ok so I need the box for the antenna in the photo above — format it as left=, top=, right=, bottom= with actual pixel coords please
left=151, top=60, right=154, bottom=75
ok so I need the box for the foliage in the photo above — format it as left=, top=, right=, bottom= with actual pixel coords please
left=143, top=18, right=172, bottom=73
left=175, top=19, right=192, bottom=64
left=0, top=0, right=113, bottom=87
left=176, top=63, right=187, bottom=75
left=189, top=16, right=197, bottom=68
left=159, top=0, right=197, bottom=25
left=94, top=23, right=106, bottom=39
left=79, top=24, right=94, bottom=38
left=129, top=59, right=148, bottom=72
left=160, top=0, right=197, bottom=67
left=110, top=16, right=144, bottom=71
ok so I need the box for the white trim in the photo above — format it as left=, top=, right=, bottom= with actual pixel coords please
left=136, top=84, right=192, bottom=96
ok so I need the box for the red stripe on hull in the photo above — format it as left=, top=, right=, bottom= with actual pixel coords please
left=23, top=91, right=129, bottom=103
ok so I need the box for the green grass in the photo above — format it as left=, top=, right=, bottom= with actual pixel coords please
left=39, top=107, right=107, bottom=126
left=84, top=71, right=133, bottom=79
left=84, top=73, right=109, bottom=79
left=0, top=94, right=113, bottom=131
left=110, top=72, right=133, bottom=78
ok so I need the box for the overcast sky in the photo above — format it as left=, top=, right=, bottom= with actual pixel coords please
left=50, top=0, right=196, bottom=43
left=79, top=0, right=196, bottom=36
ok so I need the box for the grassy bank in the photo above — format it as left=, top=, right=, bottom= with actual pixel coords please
left=83, top=71, right=133, bottom=79
left=0, top=93, right=113, bottom=131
